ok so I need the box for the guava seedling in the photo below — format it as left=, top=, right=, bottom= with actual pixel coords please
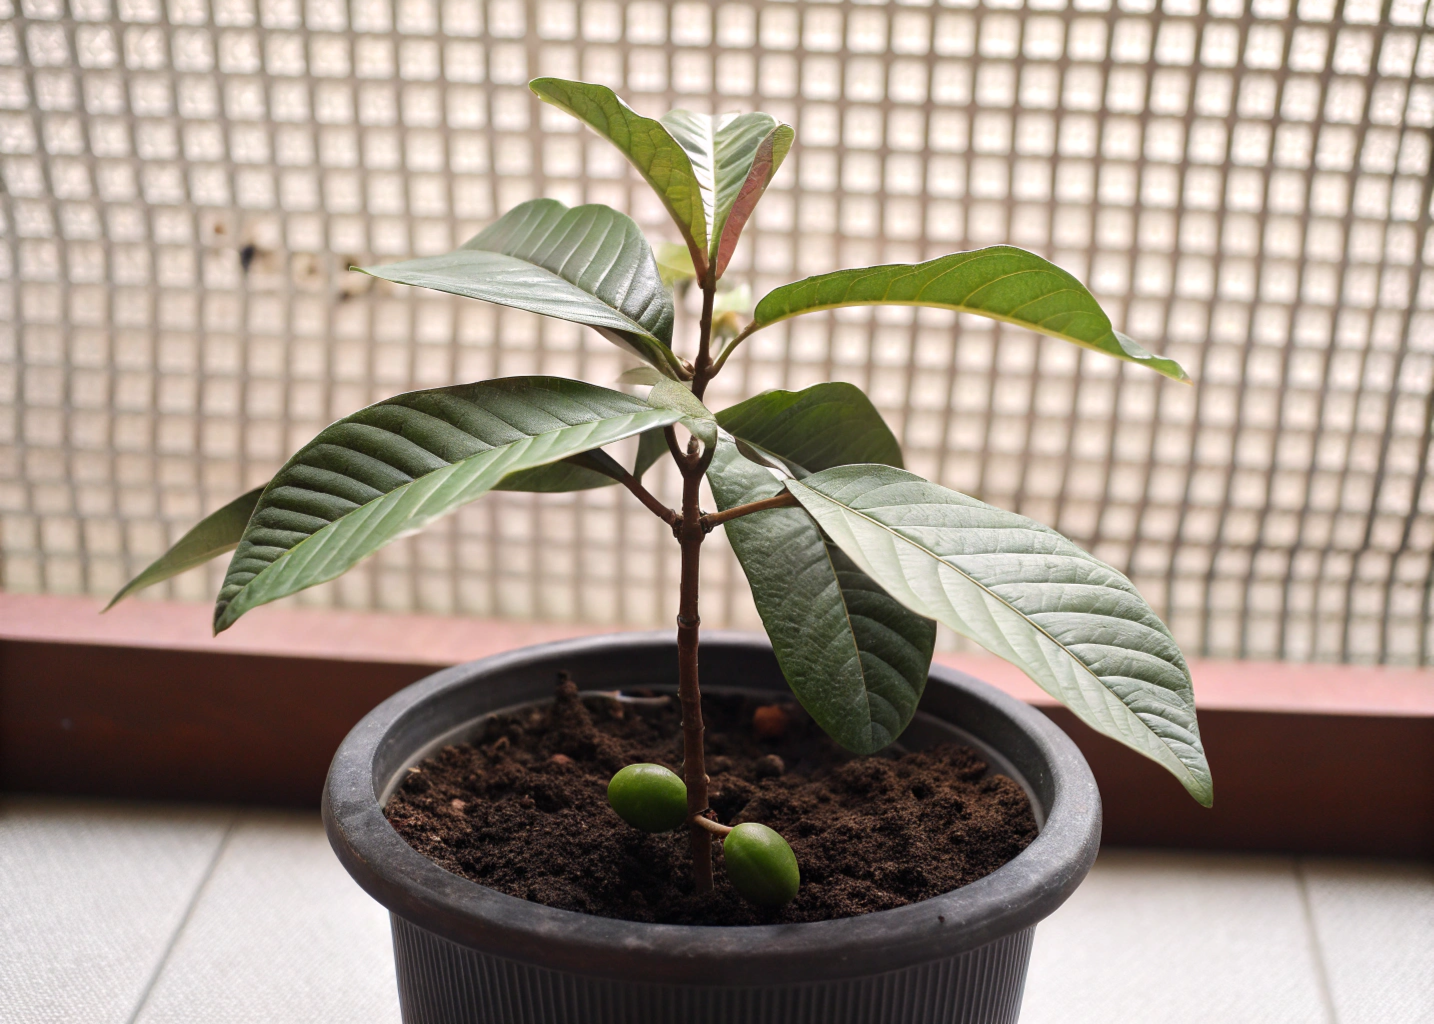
left=113, top=76, right=1213, bottom=913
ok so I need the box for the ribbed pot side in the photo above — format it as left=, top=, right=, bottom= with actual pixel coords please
left=324, top=632, right=1101, bottom=1024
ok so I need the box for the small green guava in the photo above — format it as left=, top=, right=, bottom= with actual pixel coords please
left=722, top=822, right=800, bottom=907
left=607, top=763, right=688, bottom=833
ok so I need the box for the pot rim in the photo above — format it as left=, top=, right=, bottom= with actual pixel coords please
left=323, top=631, right=1101, bottom=985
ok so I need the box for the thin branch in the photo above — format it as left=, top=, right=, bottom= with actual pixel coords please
left=615, top=469, right=679, bottom=527
left=583, top=689, right=671, bottom=707
left=700, top=491, right=799, bottom=530
left=664, top=424, right=689, bottom=468
left=695, top=435, right=717, bottom=477
left=708, top=320, right=760, bottom=376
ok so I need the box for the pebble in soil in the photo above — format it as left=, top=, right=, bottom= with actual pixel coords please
left=384, top=678, right=1038, bottom=926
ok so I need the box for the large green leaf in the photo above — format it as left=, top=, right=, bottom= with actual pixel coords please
left=213, top=378, right=684, bottom=632
left=707, top=384, right=934, bottom=754
left=529, top=78, right=709, bottom=275
left=632, top=428, right=669, bottom=481
left=715, top=382, right=904, bottom=475
left=722, top=247, right=1190, bottom=382
left=785, top=465, right=1213, bottom=805
left=659, top=110, right=793, bottom=278
left=358, top=199, right=686, bottom=380
left=646, top=378, right=716, bottom=446
left=104, top=486, right=264, bottom=609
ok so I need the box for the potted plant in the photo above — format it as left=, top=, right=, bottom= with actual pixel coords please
left=111, top=78, right=1211, bottom=1023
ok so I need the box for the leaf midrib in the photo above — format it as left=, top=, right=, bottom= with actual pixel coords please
left=796, top=482, right=1202, bottom=790
left=219, top=411, right=661, bottom=629
left=759, top=289, right=1106, bottom=348
left=365, top=245, right=664, bottom=347
left=468, top=247, right=661, bottom=344
left=732, top=438, right=903, bottom=743
left=817, top=537, right=881, bottom=737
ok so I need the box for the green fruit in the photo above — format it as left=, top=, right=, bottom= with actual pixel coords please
left=607, top=763, right=688, bottom=833
left=723, top=823, right=800, bottom=907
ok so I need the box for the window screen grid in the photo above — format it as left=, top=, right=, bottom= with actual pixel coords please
left=2, top=0, right=1432, bottom=664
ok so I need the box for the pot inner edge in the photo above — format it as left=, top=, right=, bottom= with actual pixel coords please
left=378, top=684, right=1046, bottom=832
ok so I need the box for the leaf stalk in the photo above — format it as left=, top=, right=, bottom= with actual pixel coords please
left=614, top=469, right=679, bottom=528
left=699, top=492, right=800, bottom=531
left=689, top=813, right=733, bottom=837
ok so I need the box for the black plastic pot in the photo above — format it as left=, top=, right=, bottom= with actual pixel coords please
left=324, top=632, right=1101, bottom=1024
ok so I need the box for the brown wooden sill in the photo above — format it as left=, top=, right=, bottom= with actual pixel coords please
left=3, top=593, right=1431, bottom=857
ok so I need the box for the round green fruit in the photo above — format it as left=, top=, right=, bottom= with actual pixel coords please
left=722, top=822, right=800, bottom=907
left=607, top=763, right=688, bottom=833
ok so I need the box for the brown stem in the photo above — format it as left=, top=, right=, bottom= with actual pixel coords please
left=691, top=284, right=717, bottom=401
left=664, top=424, right=688, bottom=468
left=700, top=491, right=799, bottom=530
left=676, top=453, right=712, bottom=892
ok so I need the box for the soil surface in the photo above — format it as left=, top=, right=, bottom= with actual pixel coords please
left=385, top=677, right=1037, bottom=926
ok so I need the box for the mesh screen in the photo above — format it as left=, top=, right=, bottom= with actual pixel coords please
left=2, top=0, right=1432, bottom=664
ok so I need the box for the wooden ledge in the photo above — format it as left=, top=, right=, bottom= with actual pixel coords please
left=2, top=592, right=1431, bottom=856
left=7, top=593, right=1430, bottom=717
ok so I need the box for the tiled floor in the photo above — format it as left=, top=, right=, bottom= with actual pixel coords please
left=2, top=798, right=1430, bottom=1024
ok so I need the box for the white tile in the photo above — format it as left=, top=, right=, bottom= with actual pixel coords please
left=134, top=811, right=400, bottom=1024
left=1301, top=858, right=1434, bottom=1024
left=1020, top=849, right=1332, bottom=1024
left=0, top=798, right=232, bottom=1024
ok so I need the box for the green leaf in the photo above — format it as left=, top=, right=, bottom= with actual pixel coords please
left=633, top=428, right=669, bottom=481
left=647, top=378, right=716, bottom=446
left=708, top=435, right=934, bottom=755
left=213, top=377, right=684, bottom=633
left=730, top=247, right=1190, bottom=382
left=713, top=283, right=753, bottom=318
left=706, top=383, right=932, bottom=754
left=659, top=111, right=793, bottom=277
left=785, top=465, right=1213, bottom=806
left=617, top=366, right=667, bottom=386
left=529, top=78, right=709, bottom=275
left=655, top=242, right=697, bottom=289
left=715, top=382, right=904, bottom=474
left=358, top=199, right=686, bottom=380
left=104, top=486, right=264, bottom=610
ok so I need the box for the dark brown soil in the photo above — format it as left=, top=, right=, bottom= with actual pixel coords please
left=384, top=678, right=1037, bottom=926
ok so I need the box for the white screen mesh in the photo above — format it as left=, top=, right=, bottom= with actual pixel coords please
left=2, top=0, right=1432, bottom=664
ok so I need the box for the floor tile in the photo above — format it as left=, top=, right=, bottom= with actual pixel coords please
left=0, top=798, right=233, bottom=1024
left=1301, top=858, right=1434, bottom=1024
left=133, top=810, right=399, bottom=1024
left=1019, top=849, right=1333, bottom=1024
